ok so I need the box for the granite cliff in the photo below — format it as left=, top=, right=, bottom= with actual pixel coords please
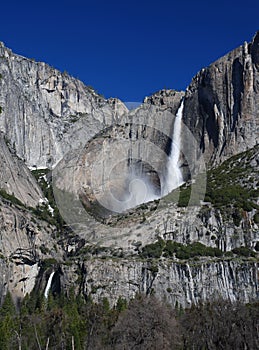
left=0, top=32, right=258, bottom=308
left=0, top=42, right=127, bottom=168
left=0, top=132, right=43, bottom=207
left=182, top=33, right=259, bottom=165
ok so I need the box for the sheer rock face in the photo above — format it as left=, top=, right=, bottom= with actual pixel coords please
left=0, top=43, right=126, bottom=168
left=61, top=258, right=258, bottom=309
left=182, top=33, right=259, bottom=165
left=0, top=33, right=258, bottom=308
left=0, top=197, right=60, bottom=303
left=0, top=133, right=43, bottom=207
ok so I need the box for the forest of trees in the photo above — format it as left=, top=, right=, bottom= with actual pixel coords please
left=0, top=290, right=258, bottom=349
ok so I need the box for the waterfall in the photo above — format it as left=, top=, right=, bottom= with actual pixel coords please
left=163, top=100, right=184, bottom=195
left=44, top=271, right=55, bottom=299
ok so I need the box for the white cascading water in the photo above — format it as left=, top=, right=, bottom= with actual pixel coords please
left=163, top=100, right=184, bottom=195
left=44, top=271, right=55, bottom=299
left=119, top=99, right=184, bottom=209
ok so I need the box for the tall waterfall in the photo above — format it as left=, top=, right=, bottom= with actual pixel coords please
left=44, top=271, right=55, bottom=299
left=163, top=100, right=184, bottom=195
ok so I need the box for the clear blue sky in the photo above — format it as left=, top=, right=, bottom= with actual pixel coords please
left=1, top=0, right=258, bottom=102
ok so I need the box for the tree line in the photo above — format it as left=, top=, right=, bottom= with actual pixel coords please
left=0, top=290, right=258, bottom=349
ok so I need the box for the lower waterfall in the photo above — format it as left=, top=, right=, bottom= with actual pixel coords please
left=44, top=271, right=55, bottom=299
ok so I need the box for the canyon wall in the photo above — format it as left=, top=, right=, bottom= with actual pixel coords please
left=0, top=33, right=258, bottom=307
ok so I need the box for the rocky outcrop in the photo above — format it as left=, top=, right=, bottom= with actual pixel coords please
left=144, top=89, right=185, bottom=111
left=142, top=34, right=259, bottom=167
left=60, top=258, right=258, bottom=308
left=158, top=205, right=258, bottom=252
left=0, top=132, right=43, bottom=207
left=182, top=33, right=259, bottom=165
left=0, top=196, right=61, bottom=303
left=0, top=42, right=127, bottom=168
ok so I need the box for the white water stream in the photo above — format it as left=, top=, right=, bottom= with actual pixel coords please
left=44, top=271, right=55, bottom=299
left=163, top=100, right=184, bottom=195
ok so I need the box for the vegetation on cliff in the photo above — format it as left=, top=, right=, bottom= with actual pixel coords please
left=178, top=145, right=259, bottom=211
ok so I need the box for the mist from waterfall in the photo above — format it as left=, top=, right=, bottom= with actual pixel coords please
left=44, top=271, right=55, bottom=299
left=123, top=173, right=159, bottom=209
left=163, top=100, right=184, bottom=195
left=105, top=171, right=159, bottom=213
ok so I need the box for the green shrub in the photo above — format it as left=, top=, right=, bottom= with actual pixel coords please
left=174, top=242, right=223, bottom=259
left=141, top=238, right=165, bottom=258
left=224, top=251, right=234, bottom=257
left=41, top=258, right=57, bottom=268
left=232, top=209, right=242, bottom=226
left=141, top=240, right=223, bottom=260
left=253, top=212, right=259, bottom=224
left=39, top=245, right=50, bottom=254
left=178, top=186, right=191, bottom=207
left=149, top=263, right=159, bottom=275
left=164, top=240, right=182, bottom=257
left=232, top=246, right=255, bottom=257
left=203, top=147, right=259, bottom=215
left=0, top=188, right=24, bottom=207
left=242, top=201, right=253, bottom=212
left=116, top=296, right=127, bottom=312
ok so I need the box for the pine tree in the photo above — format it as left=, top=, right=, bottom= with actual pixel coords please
left=0, top=292, right=17, bottom=349
left=0, top=292, right=16, bottom=317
